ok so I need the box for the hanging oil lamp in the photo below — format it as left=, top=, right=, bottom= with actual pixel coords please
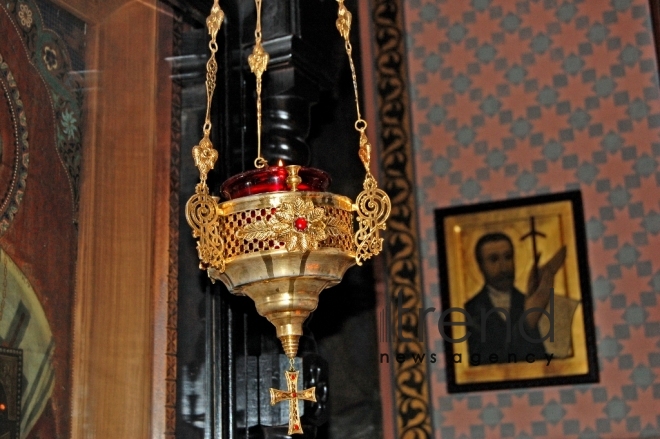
left=185, top=0, right=390, bottom=434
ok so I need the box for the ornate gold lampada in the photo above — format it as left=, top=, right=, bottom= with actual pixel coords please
left=185, top=0, right=390, bottom=434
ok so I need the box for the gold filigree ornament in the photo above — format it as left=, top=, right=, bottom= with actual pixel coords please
left=354, top=173, right=390, bottom=265
left=185, top=186, right=225, bottom=273
left=238, top=198, right=327, bottom=252
left=236, top=196, right=353, bottom=253
left=351, top=122, right=390, bottom=265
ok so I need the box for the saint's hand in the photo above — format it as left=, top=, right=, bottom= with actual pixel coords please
left=524, top=246, right=567, bottom=328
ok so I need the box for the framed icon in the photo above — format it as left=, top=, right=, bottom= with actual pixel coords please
left=434, top=191, right=599, bottom=393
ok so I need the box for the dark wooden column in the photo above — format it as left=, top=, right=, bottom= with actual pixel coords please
left=221, top=0, right=340, bottom=172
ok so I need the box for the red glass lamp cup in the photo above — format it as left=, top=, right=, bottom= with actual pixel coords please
left=220, top=166, right=331, bottom=200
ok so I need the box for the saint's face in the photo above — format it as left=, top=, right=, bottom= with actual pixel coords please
left=478, top=240, right=515, bottom=292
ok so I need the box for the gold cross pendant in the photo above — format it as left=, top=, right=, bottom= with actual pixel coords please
left=270, top=369, right=316, bottom=435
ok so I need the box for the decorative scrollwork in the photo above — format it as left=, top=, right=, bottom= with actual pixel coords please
left=185, top=185, right=225, bottom=273
left=373, top=0, right=431, bottom=436
left=354, top=174, right=391, bottom=266
left=0, top=53, right=29, bottom=237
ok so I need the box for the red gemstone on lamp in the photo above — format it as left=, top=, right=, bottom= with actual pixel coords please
left=294, top=425, right=299, bottom=431
left=294, top=217, right=308, bottom=231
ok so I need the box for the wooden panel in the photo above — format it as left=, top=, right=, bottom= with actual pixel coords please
left=72, top=1, right=172, bottom=437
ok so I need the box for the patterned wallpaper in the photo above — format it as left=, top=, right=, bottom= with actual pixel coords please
left=403, top=0, right=660, bottom=437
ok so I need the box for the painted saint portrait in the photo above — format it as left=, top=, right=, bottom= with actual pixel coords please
left=435, top=192, right=598, bottom=393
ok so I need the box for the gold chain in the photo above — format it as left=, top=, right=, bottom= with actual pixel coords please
left=190, top=1, right=224, bottom=187
left=185, top=1, right=227, bottom=274
left=248, top=0, right=270, bottom=168
left=203, top=0, right=223, bottom=138
left=335, top=0, right=371, bottom=173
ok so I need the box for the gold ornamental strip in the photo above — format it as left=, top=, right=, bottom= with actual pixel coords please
left=220, top=191, right=354, bottom=214
left=371, top=0, right=433, bottom=437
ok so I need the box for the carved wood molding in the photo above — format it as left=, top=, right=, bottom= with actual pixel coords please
left=369, top=0, right=433, bottom=437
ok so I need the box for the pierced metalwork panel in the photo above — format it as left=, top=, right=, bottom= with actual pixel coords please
left=223, top=203, right=354, bottom=260
left=224, top=208, right=285, bottom=259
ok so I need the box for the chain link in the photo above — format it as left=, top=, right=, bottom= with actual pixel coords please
left=336, top=0, right=371, bottom=170
left=203, top=0, right=223, bottom=137
left=249, top=0, right=269, bottom=168
left=190, top=0, right=224, bottom=186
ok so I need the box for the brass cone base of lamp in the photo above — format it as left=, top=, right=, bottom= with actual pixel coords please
left=209, top=248, right=355, bottom=357
left=206, top=191, right=357, bottom=358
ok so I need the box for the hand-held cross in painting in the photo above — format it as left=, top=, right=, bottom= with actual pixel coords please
left=521, top=216, right=567, bottom=329
left=270, top=369, right=316, bottom=435
left=520, top=216, right=546, bottom=292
